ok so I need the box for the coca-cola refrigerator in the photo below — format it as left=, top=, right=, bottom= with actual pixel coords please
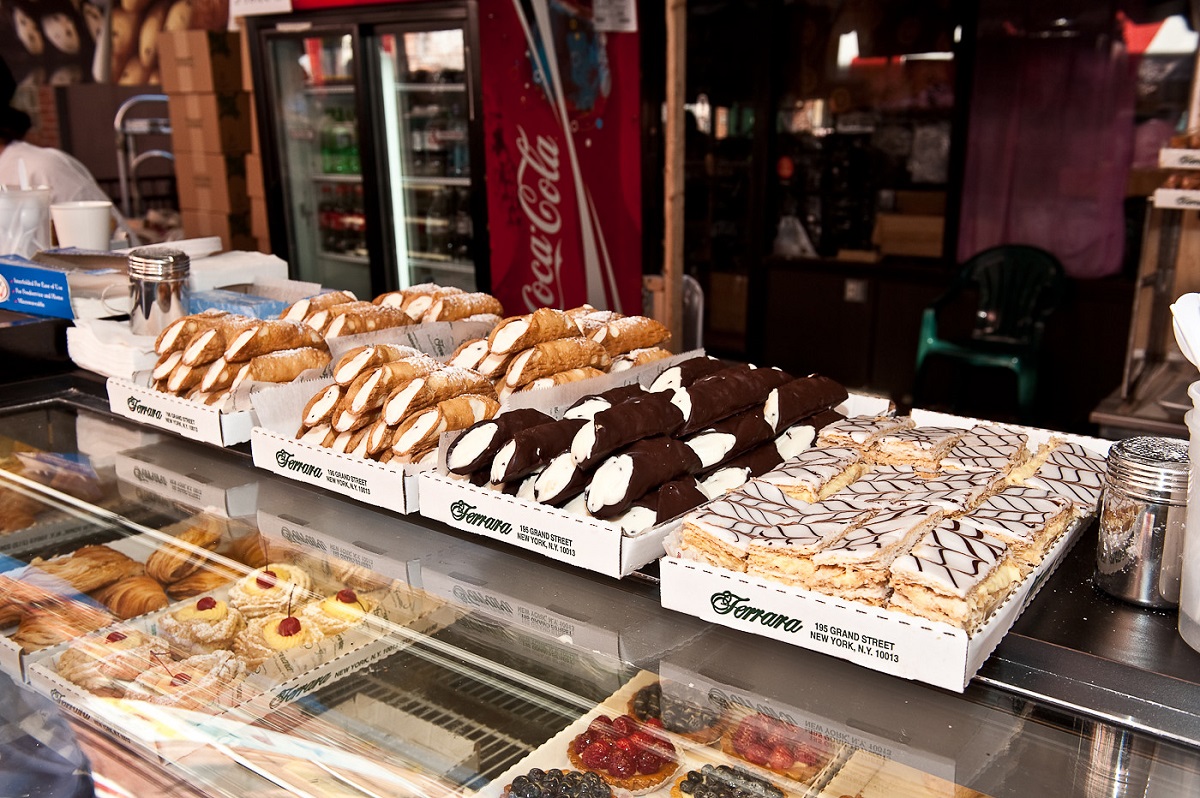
left=245, top=3, right=488, bottom=300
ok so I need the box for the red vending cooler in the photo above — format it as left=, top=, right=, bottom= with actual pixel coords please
left=244, top=0, right=643, bottom=314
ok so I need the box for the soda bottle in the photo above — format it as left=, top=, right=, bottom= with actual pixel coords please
left=452, top=187, right=472, bottom=260
left=425, top=187, right=451, bottom=257
left=342, top=108, right=361, bottom=174
left=319, top=110, right=337, bottom=174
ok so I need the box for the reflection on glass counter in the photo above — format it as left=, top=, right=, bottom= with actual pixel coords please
left=0, top=395, right=1199, bottom=796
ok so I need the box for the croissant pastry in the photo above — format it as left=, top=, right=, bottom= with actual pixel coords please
left=145, top=522, right=223, bottom=583
left=28, top=545, right=144, bottom=594
left=93, top=576, right=170, bottom=620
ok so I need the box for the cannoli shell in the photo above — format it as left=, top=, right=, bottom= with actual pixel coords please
left=180, top=315, right=258, bottom=366
left=648, top=355, right=726, bottom=392
left=200, top=357, right=238, bottom=392
left=586, top=436, right=704, bottom=518
left=487, top=307, right=580, bottom=355
left=223, top=319, right=328, bottom=362
left=573, top=390, right=687, bottom=469
left=503, top=337, right=611, bottom=388
left=281, top=290, right=356, bottom=322
left=232, top=347, right=331, bottom=388
left=591, top=315, right=670, bottom=357
left=301, top=384, right=345, bottom=428
left=391, top=393, right=499, bottom=456
left=381, top=366, right=497, bottom=425
left=364, top=417, right=397, bottom=457
left=305, top=301, right=375, bottom=333
left=570, top=310, right=622, bottom=339
left=347, top=356, right=441, bottom=416
left=400, top=284, right=464, bottom=319
left=326, top=305, right=418, bottom=338
left=519, top=367, right=605, bottom=392
left=154, top=309, right=228, bottom=355
left=445, top=407, right=555, bottom=475
left=491, top=418, right=586, bottom=483
left=424, top=292, right=504, bottom=323
left=563, top=383, right=649, bottom=420
left=152, top=350, right=183, bottom=383
left=333, top=343, right=424, bottom=386
left=476, top=350, right=516, bottom=379
left=166, top=361, right=204, bottom=394
left=765, top=374, right=849, bottom=432
left=610, top=347, right=673, bottom=372
left=448, top=338, right=489, bottom=370
left=332, top=407, right=379, bottom=434
left=676, top=365, right=794, bottom=435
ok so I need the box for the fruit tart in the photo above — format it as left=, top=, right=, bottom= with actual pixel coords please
left=672, top=764, right=787, bottom=798
left=503, top=768, right=612, bottom=798
left=227, top=563, right=313, bottom=619
left=158, top=595, right=246, bottom=657
left=720, top=712, right=835, bottom=785
left=301, top=588, right=378, bottom=637
left=567, top=714, right=679, bottom=794
left=628, top=679, right=724, bottom=744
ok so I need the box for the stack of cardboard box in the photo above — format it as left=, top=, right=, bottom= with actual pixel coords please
left=160, top=30, right=255, bottom=251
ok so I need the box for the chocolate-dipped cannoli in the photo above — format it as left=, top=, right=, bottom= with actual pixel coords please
left=424, top=291, right=504, bottom=323
left=344, top=356, right=440, bottom=416
left=180, top=315, right=257, bottom=366
left=304, top=301, right=375, bottom=333
left=326, top=305, right=418, bottom=338
left=333, top=344, right=423, bottom=386
left=487, top=307, right=580, bottom=355
left=231, top=347, right=331, bottom=389
left=570, top=391, right=686, bottom=469
left=503, top=337, right=610, bottom=388
left=224, top=319, right=328, bottom=362
left=490, top=418, right=586, bottom=484
left=532, top=451, right=592, bottom=506
left=585, top=436, right=704, bottom=519
left=199, top=357, right=238, bottom=393
left=610, top=347, right=672, bottom=372
left=702, top=415, right=834, bottom=486
left=448, top=337, right=489, bottom=370
left=151, top=350, right=183, bottom=384
left=154, top=309, right=228, bottom=355
left=281, top=290, right=356, bottom=322
left=445, top=408, right=554, bottom=475
left=519, top=367, right=605, bottom=392
left=301, top=383, right=345, bottom=429
left=674, top=365, right=793, bottom=436
left=616, top=477, right=709, bottom=533
left=590, top=315, right=671, bottom=357
left=648, top=355, right=725, bottom=392
left=764, top=374, right=849, bottom=432
left=382, top=366, right=497, bottom=426
left=391, top=394, right=500, bottom=458
left=562, top=383, right=648, bottom=421
left=399, top=283, right=463, bottom=319
left=683, top=408, right=775, bottom=470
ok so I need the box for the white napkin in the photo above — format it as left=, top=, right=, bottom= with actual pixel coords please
left=66, top=318, right=157, bottom=379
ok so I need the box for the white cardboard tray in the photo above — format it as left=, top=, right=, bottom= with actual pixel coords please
left=108, top=376, right=256, bottom=446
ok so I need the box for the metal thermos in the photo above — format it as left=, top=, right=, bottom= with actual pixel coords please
left=1094, top=436, right=1189, bottom=609
left=127, top=247, right=189, bottom=336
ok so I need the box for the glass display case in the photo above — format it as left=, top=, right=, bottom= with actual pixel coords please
left=1, top=375, right=1200, bottom=797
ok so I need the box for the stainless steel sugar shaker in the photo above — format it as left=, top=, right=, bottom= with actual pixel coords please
left=127, top=246, right=190, bottom=336
left=1095, top=436, right=1190, bottom=608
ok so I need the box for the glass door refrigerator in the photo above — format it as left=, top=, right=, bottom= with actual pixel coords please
left=246, top=4, right=486, bottom=300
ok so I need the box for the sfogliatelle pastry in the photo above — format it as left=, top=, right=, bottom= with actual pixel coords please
left=13, top=600, right=117, bottom=652
left=158, top=595, right=246, bottom=657
left=92, top=575, right=170, bottom=620
left=145, top=521, right=223, bottom=583
left=301, top=588, right=378, bottom=636
left=227, top=563, right=313, bottom=619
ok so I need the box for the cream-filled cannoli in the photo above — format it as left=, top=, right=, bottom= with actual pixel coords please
left=223, top=319, right=328, bottom=362
left=448, top=337, right=489, bottom=370
left=180, top=315, right=257, bottom=366
left=571, top=390, right=686, bottom=469
left=531, top=451, right=592, bottom=506
left=166, top=361, right=204, bottom=394
left=610, top=347, right=673, bottom=372
left=151, top=349, right=184, bottom=383
left=590, top=315, right=671, bottom=357
left=331, top=406, right=380, bottom=434
left=585, top=436, right=703, bottom=519
left=300, top=383, right=345, bottom=429
left=231, top=347, right=331, bottom=389
left=570, top=309, right=621, bottom=339
left=391, top=393, right=499, bottom=458
left=304, top=301, right=375, bottom=333
left=682, top=407, right=776, bottom=471
left=490, top=418, right=584, bottom=484
left=476, top=349, right=516, bottom=380
left=333, top=344, right=424, bottom=386
left=518, top=367, right=604, bottom=392
left=199, top=357, right=238, bottom=393
left=648, top=355, right=725, bottom=392
left=503, top=337, right=611, bottom=388
left=326, top=305, right=418, bottom=338
left=344, top=356, right=440, bottom=416
left=487, top=307, right=580, bottom=354
left=763, top=375, right=849, bottom=433
left=382, top=366, right=496, bottom=425
left=398, top=283, right=463, bottom=319
left=562, top=383, right=648, bottom=421
left=154, top=309, right=228, bottom=355
left=672, top=364, right=793, bottom=436
left=297, top=423, right=336, bottom=447
left=364, top=417, right=396, bottom=457
left=445, top=408, right=555, bottom=475
left=281, top=290, right=356, bottom=322
left=423, top=291, right=503, bottom=322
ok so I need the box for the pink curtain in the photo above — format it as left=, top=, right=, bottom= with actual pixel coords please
left=958, top=23, right=1136, bottom=278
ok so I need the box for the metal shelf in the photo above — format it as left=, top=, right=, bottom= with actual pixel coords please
left=401, top=176, right=471, bottom=189
left=312, top=173, right=363, bottom=184
left=304, top=83, right=355, bottom=96
left=395, top=82, right=466, bottom=92
left=319, top=251, right=369, bottom=265
left=408, top=257, right=474, bottom=275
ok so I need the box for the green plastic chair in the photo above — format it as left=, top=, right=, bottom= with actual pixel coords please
left=913, top=244, right=1065, bottom=417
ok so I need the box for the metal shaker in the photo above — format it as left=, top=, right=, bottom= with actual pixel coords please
left=127, top=247, right=189, bottom=337
left=1095, top=436, right=1189, bottom=609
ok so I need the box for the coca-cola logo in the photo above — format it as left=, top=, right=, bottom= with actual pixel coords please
left=515, top=125, right=564, bottom=311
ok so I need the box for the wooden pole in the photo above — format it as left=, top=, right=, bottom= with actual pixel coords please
left=663, top=0, right=686, bottom=351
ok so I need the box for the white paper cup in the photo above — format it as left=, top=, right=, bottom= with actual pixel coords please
left=0, top=186, right=51, bottom=257
left=51, top=200, right=113, bottom=250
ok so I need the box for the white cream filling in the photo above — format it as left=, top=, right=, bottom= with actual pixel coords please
left=670, top=387, right=692, bottom=422
left=504, top=349, right=535, bottom=386
left=200, top=359, right=226, bottom=391
left=649, top=367, right=683, bottom=392
left=615, top=505, right=657, bottom=535
left=516, top=473, right=539, bottom=500
left=570, top=422, right=598, bottom=465
left=227, top=328, right=257, bottom=359
left=776, top=424, right=816, bottom=459
left=586, top=455, right=634, bottom=513
left=491, top=319, right=530, bottom=353
left=450, top=340, right=488, bottom=369
left=283, top=300, right=308, bottom=321
left=395, top=413, right=439, bottom=454
left=763, top=389, right=780, bottom=431
left=326, top=315, right=349, bottom=337
left=182, top=330, right=216, bottom=365
left=447, top=423, right=497, bottom=471
left=379, top=293, right=404, bottom=307
left=564, top=398, right=609, bottom=421
left=685, top=433, right=736, bottom=469
left=331, top=431, right=354, bottom=453
left=305, top=387, right=340, bottom=426
left=534, top=452, right=577, bottom=502
left=383, top=378, right=426, bottom=425
left=306, top=310, right=329, bottom=331
left=478, top=351, right=510, bottom=375
left=167, top=365, right=193, bottom=392
left=335, top=350, right=373, bottom=385
left=367, top=421, right=391, bottom=452
left=561, top=493, right=591, bottom=516
left=153, top=351, right=182, bottom=381
left=406, top=295, right=434, bottom=319
left=157, top=320, right=188, bottom=352
left=700, top=467, right=750, bottom=498
left=490, top=441, right=517, bottom=483
left=350, top=370, right=382, bottom=414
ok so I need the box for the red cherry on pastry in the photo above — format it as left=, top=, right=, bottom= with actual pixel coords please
left=105, top=631, right=127, bottom=643
left=335, top=588, right=358, bottom=604
left=196, top=596, right=217, bottom=611
left=169, top=672, right=192, bottom=688
left=277, top=616, right=302, bottom=637
left=256, top=570, right=278, bottom=589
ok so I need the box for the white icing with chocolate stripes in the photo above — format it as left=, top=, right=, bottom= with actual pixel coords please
left=1043, top=441, right=1107, bottom=474
left=685, top=482, right=813, bottom=547
left=756, top=446, right=862, bottom=494
left=812, top=505, right=941, bottom=566
left=817, top=416, right=912, bottom=448
left=1024, top=462, right=1104, bottom=508
left=748, top=504, right=875, bottom=554
left=874, top=426, right=964, bottom=454
left=891, top=518, right=1008, bottom=598
left=959, top=486, right=1070, bottom=545
left=941, top=425, right=1028, bottom=472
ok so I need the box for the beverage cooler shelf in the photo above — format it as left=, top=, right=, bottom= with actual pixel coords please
left=396, top=82, right=466, bottom=93
left=305, top=83, right=355, bottom=95
left=321, top=250, right=369, bottom=265
left=313, top=173, right=363, bottom=184
left=408, top=257, right=475, bottom=275
left=403, top=176, right=471, bottom=189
